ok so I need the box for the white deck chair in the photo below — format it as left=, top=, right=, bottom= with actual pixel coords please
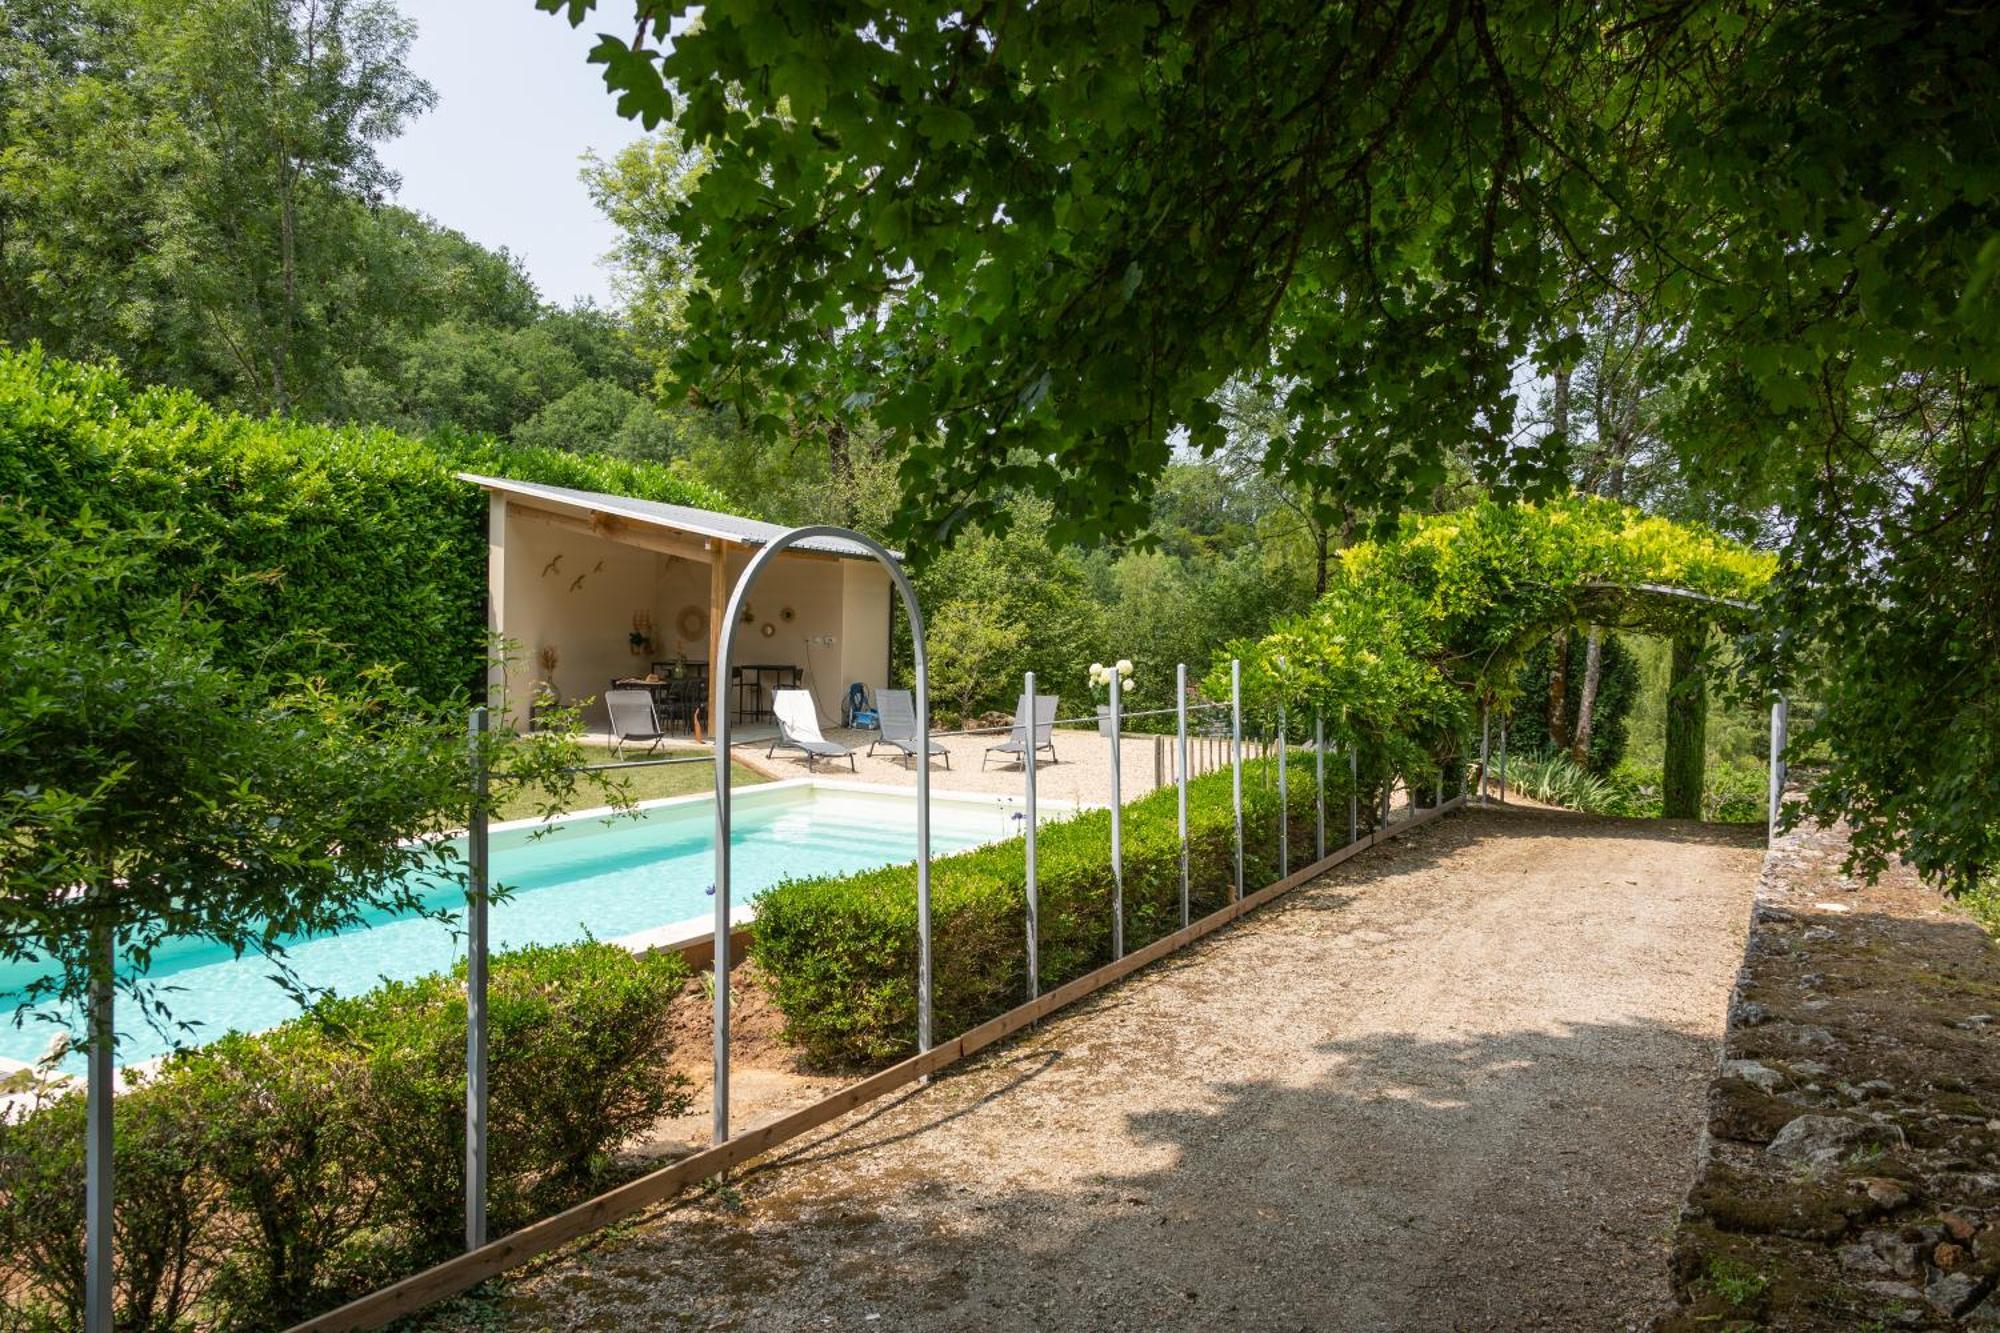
left=605, top=688, right=669, bottom=758
left=768, top=689, right=856, bottom=772
left=982, top=693, right=1059, bottom=769
left=867, top=689, right=949, bottom=769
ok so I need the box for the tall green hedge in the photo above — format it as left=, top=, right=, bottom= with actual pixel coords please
left=0, top=346, right=730, bottom=702
left=751, top=757, right=1367, bottom=1067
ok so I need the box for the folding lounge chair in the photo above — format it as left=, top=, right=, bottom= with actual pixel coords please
left=982, top=693, right=1059, bottom=769
left=768, top=689, right=857, bottom=772
left=867, top=689, right=949, bottom=769
left=605, top=688, right=670, bottom=758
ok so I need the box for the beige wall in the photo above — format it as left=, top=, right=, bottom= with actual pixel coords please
left=489, top=502, right=896, bottom=730
left=840, top=561, right=894, bottom=713
left=498, top=510, right=666, bottom=727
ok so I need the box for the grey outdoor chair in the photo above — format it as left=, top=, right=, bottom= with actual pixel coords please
left=867, top=689, right=949, bottom=769
left=769, top=689, right=857, bottom=772
left=605, top=688, right=669, bottom=758
left=982, top=693, right=1059, bottom=769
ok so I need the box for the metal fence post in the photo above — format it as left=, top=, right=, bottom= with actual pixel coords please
left=1497, top=719, right=1508, bottom=802
left=465, top=706, right=490, bottom=1252
left=1348, top=746, right=1359, bottom=845
left=1109, top=669, right=1124, bottom=959
left=1024, top=670, right=1039, bottom=1002
left=1314, top=714, right=1326, bottom=861
left=1768, top=693, right=1789, bottom=841
left=1230, top=658, right=1244, bottom=901
left=1276, top=706, right=1289, bottom=878
left=85, top=923, right=113, bottom=1333
left=1176, top=663, right=1190, bottom=930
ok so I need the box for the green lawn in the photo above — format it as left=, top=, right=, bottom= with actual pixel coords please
left=494, top=744, right=769, bottom=821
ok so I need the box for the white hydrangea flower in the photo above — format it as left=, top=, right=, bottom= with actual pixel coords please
left=1115, top=658, right=1133, bottom=674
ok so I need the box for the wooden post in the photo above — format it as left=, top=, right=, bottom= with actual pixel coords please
left=707, top=545, right=728, bottom=731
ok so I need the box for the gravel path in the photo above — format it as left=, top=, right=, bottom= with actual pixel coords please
left=473, top=805, right=1766, bottom=1332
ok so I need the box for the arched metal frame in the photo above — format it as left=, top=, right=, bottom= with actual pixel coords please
left=711, top=526, right=931, bottom=1146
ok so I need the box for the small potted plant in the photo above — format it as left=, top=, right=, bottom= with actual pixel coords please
left=1088, top=659, right=1136, bottom=736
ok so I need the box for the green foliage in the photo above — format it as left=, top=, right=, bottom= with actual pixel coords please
left=0, top=942, right=691, bottom=1330
left=752, top=760, right=1343, bottom=1066
left=552, top=0, right=2000, bottom=894
left=0, top=1069, right=215, bottom=1331
left=1227, top=496, right=1772, bottom=799
left=0, top=0, right=438, bottom=416
left=0, top=500, right=472, bottom=1030
left=1498, top=753, right=1634, bottom=818
left=316, top=940, right=694, bottom=1259
left=0, top=346, right=727, bottom=704
left=1504, top=633, right=1640, bottom=775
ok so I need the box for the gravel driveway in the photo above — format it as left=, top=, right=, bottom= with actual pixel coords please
left=465, top=805, right=1766, bottom=1332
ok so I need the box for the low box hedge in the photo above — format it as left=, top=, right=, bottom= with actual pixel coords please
left=751, top=756, right=1368, bottom=1067
left=0, top=940, right=691, bottom=1331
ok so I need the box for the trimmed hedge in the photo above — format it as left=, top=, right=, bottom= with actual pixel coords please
left=0, top=346, right=731, bottom=703
left=751, top=757, right=1370, bottom=1067
left=0, top=941, right=692, bottom=1331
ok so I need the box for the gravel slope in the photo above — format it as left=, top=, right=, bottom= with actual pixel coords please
left=454, top=804, right=1766, bottom=1332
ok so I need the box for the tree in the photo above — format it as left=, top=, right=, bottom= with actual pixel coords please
left=549, top=0, right=2000, bottom=886
left=1, top=0, right=437, bottom=415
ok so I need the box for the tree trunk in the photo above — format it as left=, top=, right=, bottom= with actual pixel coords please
left=1570, top=628, right=1604, bottom=767
left=1549, top=362, right=1572, bottom=458
left=1662, top=633, right=1708, bottom=819
left=1546, top=627, right=1571, bottom=750
left=1313, top=525, right=1330, bottom=597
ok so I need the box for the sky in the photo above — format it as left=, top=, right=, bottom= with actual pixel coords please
left=378, top=0, right=648, bottom=308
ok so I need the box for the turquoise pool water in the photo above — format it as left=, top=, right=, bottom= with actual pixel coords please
left=1, top=787, right=1005, bottom=1075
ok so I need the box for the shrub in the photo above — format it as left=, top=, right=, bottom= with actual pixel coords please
left=0, top=1073, right=216, bottom=1332
left=174, top=1027, right=387, bottom=1328
left=0, top=346, right=731, bottom=704
left=316, top=940, right=695, bottom=1259
left=0, top=940, right=692, bottom=1329
left=1500, top=751, right=1636, bottom=817
left=751, top=759, right=1353, bottom=1067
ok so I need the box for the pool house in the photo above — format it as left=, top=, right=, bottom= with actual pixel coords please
left=464, top=473, right=895, bottom=733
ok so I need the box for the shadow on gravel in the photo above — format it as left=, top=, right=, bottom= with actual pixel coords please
left=493, top=1019, right=1724, bottom=1332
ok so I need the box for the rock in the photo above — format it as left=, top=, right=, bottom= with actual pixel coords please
left=1813, top=901, right=1853, bottom=913
left=1754, top=904, right=1797, bottom=924
left=1922, top=1269, right=1985, bottom=1318
left=1934, top=1241, right=1967, bottom=1270
left=1723, top=1059, right=1786, bottom=1093
left=1964, top=1294, right=2000, bottom=1326
left=1791, top=1059, right=1832, bottom=1077
left=1734, top=999, right=1772, bottom=1027
left=1838, top=1241, right=1894, bottom=1276
left=1941, top=1213, right=1977, bottom=1242
left=1864, top=1228, right=1927, bottom=1278
left=1768, top=1114, right=1904, bottom=1168
left=1770, top=1022, right=1837, bottom=1050
left=1861, top=1177, right=1914, bottom=1210
left=1858, top=1279, right=1922, bottom=1301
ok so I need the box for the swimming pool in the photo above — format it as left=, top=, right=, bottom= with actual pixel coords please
left=0, top=782, right=1024, bottom=1076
